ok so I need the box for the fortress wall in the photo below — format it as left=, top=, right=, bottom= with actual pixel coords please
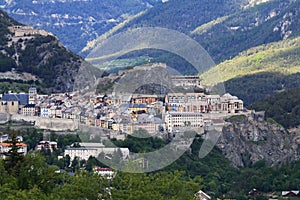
left=11, top=114, right=78, bottom=131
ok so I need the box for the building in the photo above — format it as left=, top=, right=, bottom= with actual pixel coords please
left=165, top=111, right=204, bottom=133
left=93, top=166, right=116, bottom=179
left=282, top=191, right=299, bottom=198
left=132, top=114, right=165, bottom=134
left=128, top=103, right=148, bottom=114
left=8, top=26, right=50, bottom=37
left=131, top=94, right=158, bottom=105
left=0, top=93, right=29, bottom=114
left=28, top=87, right=37, bottom=104
left=40, top=106, right=51, bottom=118
left=194, top=190, right=211, bottom=200
left=21, top=104, right=36, bottom=116
left=0, top=142, right=27, bottom=158
left=64, top=143, right=129, bottom=161
left=165, top=92, right=244, bottom=114
left=171, top=76, right=202, bottom=88
left=36, top=141, right=58, bottom=152
left=65, top=147, right=99, bottom=161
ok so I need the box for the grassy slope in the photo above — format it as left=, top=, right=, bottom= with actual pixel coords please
left=200, top=37, right=300, bottom=86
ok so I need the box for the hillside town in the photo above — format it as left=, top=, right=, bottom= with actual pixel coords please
left=0, top=76, right=245, bottom=134
left=0, top=67, right=249, bottom=164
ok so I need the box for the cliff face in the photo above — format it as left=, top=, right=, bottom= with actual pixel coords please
left=216, top=116, right=300, bottom=167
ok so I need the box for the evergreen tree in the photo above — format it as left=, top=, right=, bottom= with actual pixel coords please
left=3, top=130, right=24, bottom=174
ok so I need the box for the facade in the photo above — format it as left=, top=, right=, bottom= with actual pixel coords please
left=171, top=76, right=202, bottom=88
left=0, top=142, right=27, bottom=158
left=40, top=107, right=51, bottom=118
left=93, top=166, right=116, bottom=179
left=0, top=100, right=19, bottom=113
left=65, top=143, right=129, bottom=161
left=166, top=93, right=243, bottom=114
left=28, top=87, right=37, bottom=104
left=132, top=115, right=165, bottom=134
left=36, top=141, right=58, bottom=152
left=165, top=111, right=204, bottom=133
left=65, top=147, right=99, bottom=161
left=21, top=104, right=36, bottom=116
left=128, top=103, right=148, bottom=114
left=0, top=93, right=29, bottom=114
left=131, top=94, right=158, bottom=105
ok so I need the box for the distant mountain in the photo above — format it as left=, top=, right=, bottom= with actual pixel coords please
left=201, top=37, right=300, bottom=86
left=87, top=0, right=300, bottom=64
left=0, top=0, right=163, bottom=54
left=0, top=9, right=101, bottom=93
left=192, top=0, right=300, bottom=63
left=200, top=36, right=300, bottom=106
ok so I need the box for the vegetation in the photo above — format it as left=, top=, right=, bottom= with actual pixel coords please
left=108, top=134, right=300, bottom=198
left=97, top=0, right=300, bottom=66
left=1, top=128, right=300, bottom=199
left=201, top=37, right=300, bottom=86
left=220, top=72, right=300, bottom=106
left=250, top=86, right=300, bottom=128
left=0, top=131, right=202, bottom=199
left=0, top=9, right=90, bottom=93
left=0, top=79, right=45, bottom=94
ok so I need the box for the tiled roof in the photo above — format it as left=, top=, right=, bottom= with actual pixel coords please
left=2, top=93, right=29, bottom=105
left=0, top=142, right=27, bottom=147
left=24, top=104, right=36, bottom=108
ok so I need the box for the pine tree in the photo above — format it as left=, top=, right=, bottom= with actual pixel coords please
left=3, top=130, right=24, bottom=173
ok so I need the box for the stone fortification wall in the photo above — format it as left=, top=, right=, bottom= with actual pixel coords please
left=11, top=114, right=78, bottom=131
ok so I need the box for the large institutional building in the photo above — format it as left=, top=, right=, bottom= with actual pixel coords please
left=166, top=93, right=243, bottom=114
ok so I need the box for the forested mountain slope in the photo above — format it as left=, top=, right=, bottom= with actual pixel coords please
left=0, top=9, right=100, bottom=93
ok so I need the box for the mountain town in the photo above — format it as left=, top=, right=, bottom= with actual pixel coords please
left=0, top=0, right=300, bottom=199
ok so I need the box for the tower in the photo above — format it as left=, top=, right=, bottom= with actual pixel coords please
left=28, top=87, right=37, bottom=105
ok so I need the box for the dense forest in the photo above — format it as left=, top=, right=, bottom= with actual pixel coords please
left=250, top=86, right=300, bottom=128
left=221, top=72, right=300, bottom=106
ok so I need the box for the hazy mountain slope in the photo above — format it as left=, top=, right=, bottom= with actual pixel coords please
left=81, top=0, right=249, bottom=55
left=93, top=0, right=300, bottom=64
left=193, top=0, right=300, bottom=63
left=0, top=9, right=99, bottom=93
left=0, top=0, right=162, bottom=54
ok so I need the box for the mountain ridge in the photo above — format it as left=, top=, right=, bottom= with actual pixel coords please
left=0, top=8, right=101, bottom=93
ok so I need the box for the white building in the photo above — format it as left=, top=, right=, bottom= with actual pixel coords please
left=40, top=107, right=51, bottom=118
left=171, top=76, right=202, bottom=88
left=64, top=142, right=130, bottom=161
left=93, top=166, right=116, bottom=179
left=165, top=92, right=243, bottom=113
left=165, top=111, right=204, bottom=133
left=0, top=142, right=27, bottom=158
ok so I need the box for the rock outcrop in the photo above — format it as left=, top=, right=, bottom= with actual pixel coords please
left=216, top=115, right=300, bottom=167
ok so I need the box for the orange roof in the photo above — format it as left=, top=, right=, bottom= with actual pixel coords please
left=0, top=142, right=27, bottom=147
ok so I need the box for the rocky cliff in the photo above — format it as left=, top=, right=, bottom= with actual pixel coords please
left=217, top=115, right=300, bottom=167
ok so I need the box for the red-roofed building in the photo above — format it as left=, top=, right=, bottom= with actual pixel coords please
left=0, top=142, right=27, bottom=158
